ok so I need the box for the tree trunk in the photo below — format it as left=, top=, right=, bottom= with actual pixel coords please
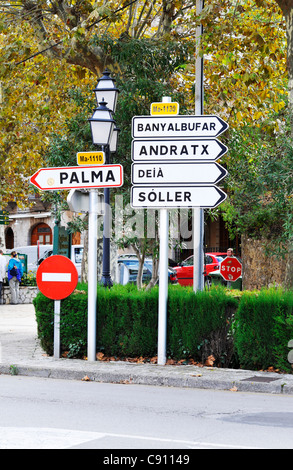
left=276, top=1, right=293, bottom=108
left=131, top=244, right=146, bottom=290
left=275, top=0, right=293, bottom=287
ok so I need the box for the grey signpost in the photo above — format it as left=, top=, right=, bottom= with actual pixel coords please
left=30, top=164, right=122, bottom=363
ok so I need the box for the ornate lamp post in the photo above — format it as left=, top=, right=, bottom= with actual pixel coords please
left=89, top=70, right=119, bottom=288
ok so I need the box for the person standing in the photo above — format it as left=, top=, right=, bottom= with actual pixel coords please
left=8, top=251, right=23, bottom=304
left=226, top=248, right=234, bottom=257
left=0, top=249, right=7, bottom=304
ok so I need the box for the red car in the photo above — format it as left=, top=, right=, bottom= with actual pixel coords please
left=173, top=253, right=226, bottom=286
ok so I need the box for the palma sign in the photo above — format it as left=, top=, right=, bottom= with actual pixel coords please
left=30, top=165, right=123, bottom=191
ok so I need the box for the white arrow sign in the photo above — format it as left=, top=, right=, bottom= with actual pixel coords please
left=131, top=139, right=228, bottom=161
left=30, top=165, right=123, bottom=191
left=131, top=185, right=227, bottom=209
left=131, top=162, right=227, bottom=185
left=132, top=115, right=228, bottom=139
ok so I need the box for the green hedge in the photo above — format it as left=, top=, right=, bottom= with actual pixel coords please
left=33, top=284, right=238, bottom=365
left=168, top=286, right=238, bottom=366
left=234, top=288, right=293, bottom=372
left=33, top=285, right=293, bottom=372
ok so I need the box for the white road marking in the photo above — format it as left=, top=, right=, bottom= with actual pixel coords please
left=0, top=427, right=259, bottom=449
left=0, top=427, right=105, bottom=449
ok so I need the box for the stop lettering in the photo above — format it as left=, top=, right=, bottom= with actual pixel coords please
left=220, top=256, right=242, bottom=282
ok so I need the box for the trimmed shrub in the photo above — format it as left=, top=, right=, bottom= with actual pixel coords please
left=33, top=284, right=238, bottom=365
left=234, top=288, right=293, bottom=372
left=168, top=286, right=238, bottom=366
left=34, top=284, right=293, bottom=371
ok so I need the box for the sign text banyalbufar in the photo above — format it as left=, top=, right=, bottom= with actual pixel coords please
left=30, top=165, right=123, bottom=191
left=132, top=115, right=229, bottom=139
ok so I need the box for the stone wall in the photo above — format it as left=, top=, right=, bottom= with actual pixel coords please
left=2, top=286, right=39, bottom=304
left=242, top=236, right=287, bottom=290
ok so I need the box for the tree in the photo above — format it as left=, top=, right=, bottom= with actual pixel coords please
left=0, top=1, right=196, bottom=205
left=275, top=0, right=293, bottom=109
left=41, top=38, right=188, bottom=288
left=1, top=0, right=291, bottom=287
left=0, top=0, right=287, bottom=206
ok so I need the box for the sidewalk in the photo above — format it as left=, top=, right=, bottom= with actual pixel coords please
left=1, top=303, right=293, bottom=394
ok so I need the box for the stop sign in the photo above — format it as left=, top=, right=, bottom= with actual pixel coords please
left=36, top=255, right=78, bottom=300
left=220, top=256, right=242, bottom=282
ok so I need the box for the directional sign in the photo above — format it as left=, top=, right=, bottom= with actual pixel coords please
left=0, top=211, right=9, bottom=225
left=131, top=185, right=227, bottom=209
left=132, top=115, right=228, bottom=139
left=131, top=138, right=227, bottom=162
left=67, top=189, right=105, bottom=214
left=131, top=162, right=227, bottom=185
left=36, top=255, right=78, bottom=300
left=30, top=164, right=123, bottom=191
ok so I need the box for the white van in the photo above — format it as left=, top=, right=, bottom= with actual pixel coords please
left=37, top=244, right=84, bottom=279
left=6, top=245, right=53, bottom=273
left=7, top=244, right=84, bottom=279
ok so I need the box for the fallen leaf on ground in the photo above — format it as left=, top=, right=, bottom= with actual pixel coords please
left=82, top=375, right=91, bottom=381
left=205, top=355, right=215, bottom=367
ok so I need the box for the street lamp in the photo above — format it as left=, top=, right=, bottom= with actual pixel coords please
left=93, top=69, right=119, bottom=113
left=89, top=98, right=115, bottom=146
left=89, top=70, right=120, bottom=288
left=109, top=125, right=120, bottom=153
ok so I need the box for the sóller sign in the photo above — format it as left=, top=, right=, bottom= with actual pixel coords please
left=131, top=185, right=226, bottom=209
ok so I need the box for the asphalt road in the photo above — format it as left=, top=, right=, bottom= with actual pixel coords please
left=1, top=375, right=293, bottom=450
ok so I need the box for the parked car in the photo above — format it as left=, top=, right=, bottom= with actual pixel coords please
left=117, top=257, right=152, bottom=284
left=117, top=256, right=178, bottom=285
left=173, top=253, right=226, bottom=286
left=143, top=259, right=178, bottom=285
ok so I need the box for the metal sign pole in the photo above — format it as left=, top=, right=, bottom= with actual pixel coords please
left=87, top=189, right=98, bottom=361
left=157, top=97, right=171, bottom=366
left=54, top=300, right=61, bottom=358
left=158, top=208, right=169, bottom=365
left=193, top=0, right=205, bottom=292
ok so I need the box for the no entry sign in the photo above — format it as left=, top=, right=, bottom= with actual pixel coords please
left=36, top=255, right=78, bottom=300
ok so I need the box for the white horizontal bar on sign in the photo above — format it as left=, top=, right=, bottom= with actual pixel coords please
left=42, top=273, right=72, bottom=282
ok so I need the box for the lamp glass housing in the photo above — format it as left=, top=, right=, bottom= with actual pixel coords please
left=109, top=126, right=120, bottom=153
left=89, top=105, right=115, bottom=146
left=93, top=70, right=119, bottom=112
